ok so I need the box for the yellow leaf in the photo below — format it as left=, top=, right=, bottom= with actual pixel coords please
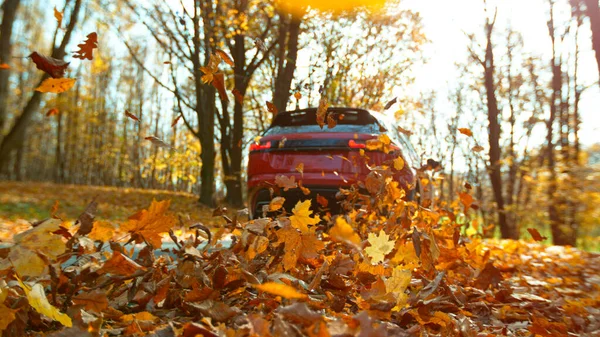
left=120, top=199, right=176, bottom=247
left=276, top=226, right=302, bottom=270
left=0, top=219, right=66, bottom=277
left=88, top=221, right=115, bottom=241
left=289, top=200, right=320, bottom=233
left=269, top=197, right=285, bottom=212
left=329, top=217, right=360, bottom=245
left=385, top=266, right=411, bottom=294
left=121, top=311, right=158, bottom=322
left=393, top=157, right=405, bottom=171
left=458, top=128, right=473, bottom=137
left=278, top=0, right=386, bottom=17
left=392, top=242, right=419, bottom=269
left=17, top=278, right=72, bottom=327
left=35, top=78, right=76, bottom=93
left=365, top=230, right=394, bottom=265
left=254, top=282, right=307, bottom=300
left=296, top=162, right=304, bottom=176
left=0, top=303, right=17, bottom=331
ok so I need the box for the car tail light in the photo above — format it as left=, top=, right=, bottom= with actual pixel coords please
left=250, top=141, right=271, bottom=151
left=348, top=139, right=366, bottom=149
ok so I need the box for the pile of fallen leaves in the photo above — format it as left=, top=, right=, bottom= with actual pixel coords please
left=0, top=177, right=599, bottom=336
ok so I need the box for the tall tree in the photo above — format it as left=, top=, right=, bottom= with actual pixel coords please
left=0, top=0, right=21, bottom=137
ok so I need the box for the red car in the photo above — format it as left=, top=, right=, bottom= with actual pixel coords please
left=247, top=107, right=423, bottom=219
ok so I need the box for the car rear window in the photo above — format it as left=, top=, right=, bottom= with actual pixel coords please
left=264, top=108, right=380, bottom=135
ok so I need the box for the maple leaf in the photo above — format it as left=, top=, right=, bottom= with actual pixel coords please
left=276, top=225, right=324, bottom=271
left=275, top=175, right=297, bottom=191
left=73, top=32, right=98, bottom=60
left=88, top=220, right=115, bottom=241
left=365, top=230, right=394, bottom=265
left=125, top=109, right=140, bottom=122
left=29, top=52, right=69, bottom=78
left=289, top=200, right=320, bottom=233
left=254, top=282, right=307, bottom=300
left=119, top=199, right=176, bottom=247
left=54, top=7, right=63, bottom=27
left=458, top=127, right=473, bottom=137
left=35, top=78, right=76, bottom=93
left=392, top=241, right=419, bottom=269
left=17, top=277, right=72, bottom=327
left=0, top=219, right=66, bottom=277
left=329, top=216, right=361, bottom=245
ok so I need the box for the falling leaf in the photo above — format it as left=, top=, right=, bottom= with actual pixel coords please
left=145, top=136, right=171, bottom=149
left=458, top=191, right=473, bottom=212
left=266, top=101, right=278, bottom=115
left=0, top=219, right=66, bottom=277
left=76, top=198, right=98, bottom=236
left=35, top=78, right=76, bottom=93
left=17, top=277, right=72, bottom=327
left=296, top=163, right=304, bottom=176
left=384, top=97, right=397, bottom=110
left=54, top=7, right=63, bottom=27
left=329, top=217, right=360, bottom=245
left=172, top=114, right=182, bottom=127
left=316, top=194, right=328, bottom=208
left=163, top=61, right=171, bottom=64
left=385, top=266, right=411, bottom=299
left=215, top=49, right=234, bottom=66
left=88, top=221, right=115, bottom=241
left=232, top=88, right=243, bottom=104
left=294, top=91, right=302, bottom=100
left=397, top=125, right=413, bottom=136
left=275, top=175, right=297, bottom=191
left=527, top=228, right=548, bottom=242
left=269, top=197, right=285, bottom=212
left=365, top=230, right=394, bottom=265
left=46, top=108, right=59, bottom=117
left=50, top=200, right=59, bottom=218
left=393, top=157, right=405, bottom=171
left=472, top=145, right=484, bottom=152
left=125, top=110, right=140, bottom=122
left=29, top=51, right=69, bottom=78
left=327, top=114, right=337, bottom=129
left=99, top=251, right=145, bottom=276
left=289, top=200, right=320, bottom=233
left=0, top=63, right=9, bottom=70
left=316, top=97, right=328, bottom=128
left=200, top=53, right=222, bottom=84
left=72, top=290, right=109, bottom=313
left=458, top=128, right=473, bottom=137
left=298, top=180, right=310, bottom=195
left=73, top=32, right=98, bottom=60
left=119, top=199, right=176, bottom=247
left=212, top=72, right=228, bottom=101
left=254, top=282, right=307, bottom=300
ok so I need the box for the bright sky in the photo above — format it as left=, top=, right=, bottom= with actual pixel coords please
left=402, top=0, right=600, bottom=146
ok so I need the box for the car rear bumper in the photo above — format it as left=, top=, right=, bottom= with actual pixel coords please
left=248, top=185, right=345, bottom=219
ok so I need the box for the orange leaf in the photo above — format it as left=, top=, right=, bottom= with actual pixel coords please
left=458, top=191, right=473, bottom=212
left=99, top=251, right=145, bottom=276
left=254, top=282, right=307, bottom=300
left=316, top=194, right=328, bottom=208
left=119, top=199, right=176, bottom=247
left=527, top=228, right=547, bottom=242
left=54, top=7, right=63, bottom=27
left=458, top=128, right=473, bottom=137
left=0, top=63, right=10, bottom=70
left=275, top=175, right=297, bottom=191
left=72, top=290, right=109, bottom=313
left=125, top=109, right=140, bottom=122
left=294, top=91, right=302, bottom=100
left=215, top=49, right=234, bottom=66
left=46, top=108, right=59, bottom=117
left=73, top=32, right=98, bottom=60
left=212, top=72, right=228, bottom=101
left=172, top=114, right=182, bottom=127
left=266, top=101, right=278, bottom=115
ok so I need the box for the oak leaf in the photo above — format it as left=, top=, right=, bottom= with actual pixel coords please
left=365, top=230, right=394, bottom=265
left=254, top=282, right=307, bottom=300
left=73, top=32, right=98, bottom=60
left=17, top=277, right=72, bottom=327
left=35, top=78, right=76, bottom=93
left=289, top=200, right=320, bottom=233
left=120, top=199, right=176, bottom=247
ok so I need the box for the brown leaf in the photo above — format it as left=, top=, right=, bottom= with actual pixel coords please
left=29, top=52, right=69, bottom=78
left=316, top=194, right=328, bottom=208
left=266, top=101, right=278, bottom=115
left=171, top=115, right=182, bottom=128
left=120, top=199, right=176, bottom=248
left=316, top=97, right=328, bottom=129
left=54, top=7, right=63, bottom=27
left=215, top=49, right=234, bottom=66
left=527, top=228, right=547, bottom=242
left=474, top=261, right=503, bottom=290
left=232, top=88, right=243, bottom=104
left=76, top=198, right=98, bottom=236
left=397, top=125, right=413, bottom=136
left=99, top=251, right=145, bottom=276
left=182, top=322, right=218, bottom=337
left=73, top=32, right=98, bottom=60
left=50, top=200, right=60, bottom=218
left=72, top=290, right=109, bottom=313
left=384, top=97, right=397, bottom=110
left=212, top=72, right=228, bottom=101
left=472, top=145, right=484, bottom=152
left=125, top=110, right=140, bottom=122
left=275, top=175, right=297, bottom=191
left=145, top=136, right=171, bottom=149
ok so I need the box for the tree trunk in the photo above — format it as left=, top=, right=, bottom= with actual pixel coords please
left=273, top=12, right=302, bottom=113
left=0, top=0, right=21, bottom=136
left=583, top=0, right=600, bottom=83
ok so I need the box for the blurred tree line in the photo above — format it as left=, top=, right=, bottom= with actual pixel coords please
left=0, top=0, right=598, bottom=247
